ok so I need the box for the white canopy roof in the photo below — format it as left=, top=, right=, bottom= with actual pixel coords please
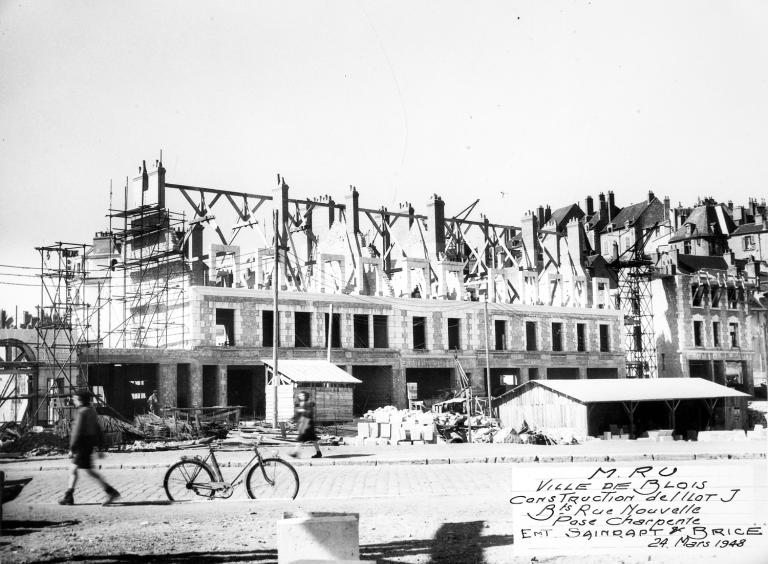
left=531, top=378, right=749, bottom=404
left=261, top=359, right=362, bottom=385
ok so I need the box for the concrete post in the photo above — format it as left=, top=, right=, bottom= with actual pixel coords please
left=190, top=361, right=203, bottom=408
left=217, top=364, right=228, bottom=406
left=277, top=513, right=360, bottom=563
left=392, top=365, right=407, bottom=409
left=158, top=363, right=178, bottom=412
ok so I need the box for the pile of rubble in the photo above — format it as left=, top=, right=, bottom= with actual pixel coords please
left=0, top=423, right=69, bottom=456
left=134, top=413, right=196, bottom=441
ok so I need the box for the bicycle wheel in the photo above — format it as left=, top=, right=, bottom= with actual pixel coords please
left=164, top=459, right=216, bottom=501
left=245, top=458, right=299, bottom=500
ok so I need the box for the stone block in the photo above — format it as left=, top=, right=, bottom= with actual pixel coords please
left=277, top=512, right=359, bottom=564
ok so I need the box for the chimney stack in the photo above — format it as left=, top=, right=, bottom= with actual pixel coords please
left=585, top=195, right=594, bottom=216
left=607, top=191, right=615, bottom=221
left=537, top=205, right=545, bottom=226
left=426, top=194, right=446, bottom=258
left=648, top=190, right=655, bottom=203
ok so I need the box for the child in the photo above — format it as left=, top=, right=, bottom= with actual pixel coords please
left=58, top=389, right=121, bottom=506
left=289, top=391, right=322, bottom=459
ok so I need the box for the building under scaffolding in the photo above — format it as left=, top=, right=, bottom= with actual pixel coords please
left=4, top=158, right=757, bottom=433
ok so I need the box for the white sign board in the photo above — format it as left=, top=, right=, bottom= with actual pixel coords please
left=510, top=462, right=767, bottom=560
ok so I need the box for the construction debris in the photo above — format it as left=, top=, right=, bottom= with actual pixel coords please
left=0, top=423, right=69, bottom=456
left=122, top=436, right=215, bottom=452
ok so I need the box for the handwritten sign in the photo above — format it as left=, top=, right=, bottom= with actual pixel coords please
left=510, top=462, right=767, bottom=559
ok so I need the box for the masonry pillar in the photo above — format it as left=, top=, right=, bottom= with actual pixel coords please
left=579, top=365, right=588, bottom=380
left=368, top=315, right=375, bottom=348
left=392, top=365, right=407, bottom=409
left=217, top=364, right=228, bottom=406
left=158, top=363, right=178, bottom=412
left=190, top=361, right=203, bottom=408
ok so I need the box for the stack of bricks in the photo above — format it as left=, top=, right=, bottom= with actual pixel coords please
left=356, top=410, right=436, bottom=445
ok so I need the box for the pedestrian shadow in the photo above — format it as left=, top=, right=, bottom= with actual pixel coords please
left=37, top=549, right=278, bottom=563
left=321, top=454, right=373, bottom=459
left=0, top=519, right=79, bottom=537
left=361, top=520, right=514, bottom=564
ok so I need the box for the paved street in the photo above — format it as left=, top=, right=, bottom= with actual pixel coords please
left=2, top=444, right=766, bottom=563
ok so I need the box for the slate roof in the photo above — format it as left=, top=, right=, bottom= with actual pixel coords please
left=675, top=254, right=728, bottom=274
left=547, top=203, right=584, bottom=231
left=733, top=222, right=768, bottom=236
left=601, top=197, right=664, bottom=233
left=669, top=203, right=736, bottom=243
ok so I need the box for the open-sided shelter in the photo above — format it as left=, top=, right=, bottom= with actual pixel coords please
left=493, top=378, right=750, bottom=438
left=263, top=359, right=361, bottom=423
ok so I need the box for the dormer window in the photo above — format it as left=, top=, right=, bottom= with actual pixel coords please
left=685, top=223, right=693, bottom=236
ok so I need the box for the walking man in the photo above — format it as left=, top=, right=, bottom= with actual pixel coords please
left=289, top=391, right=322, bottom=459
left=58, top=389, right=121, bottom=506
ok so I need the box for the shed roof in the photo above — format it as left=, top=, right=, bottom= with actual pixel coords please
left=528, top=378, right=749, bottom=403
left=261, top=359, right=362, bottom=384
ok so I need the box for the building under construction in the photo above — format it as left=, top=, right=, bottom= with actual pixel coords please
left=3, top=159, right=632, bottom=427
left=5, top=159, right=759, bottom=432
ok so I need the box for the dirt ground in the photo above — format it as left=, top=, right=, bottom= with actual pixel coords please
left=2, top=494, right=751, bottom=564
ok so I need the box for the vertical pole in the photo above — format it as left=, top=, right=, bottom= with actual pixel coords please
left=327, top=303, right=333, bottom=362
left=484, top=288, right=493, bottom=417
left=465, top=386, right=473, bottom=443
left=272, top=209, right=279, bottom=428
left=123, top=178, right=128, bottom=347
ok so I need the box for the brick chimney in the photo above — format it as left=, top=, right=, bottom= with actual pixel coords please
left=426, top=194, right=446, bottom=258
left=648, top=190, right=655, bottom=203
left=585, top=195, right=594, bottom=216
left=608, top=191, right=615, bottom=221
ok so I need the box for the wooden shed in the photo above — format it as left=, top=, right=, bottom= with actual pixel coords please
left=263, top=359, right=361, bottom=424
left=493, top=378, right=750, bottom=438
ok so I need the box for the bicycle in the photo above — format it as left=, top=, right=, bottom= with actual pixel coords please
left=163, top=437, right=300, bottom=502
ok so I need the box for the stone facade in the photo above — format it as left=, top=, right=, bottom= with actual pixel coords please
left=81, top=285, right=625, bottom=419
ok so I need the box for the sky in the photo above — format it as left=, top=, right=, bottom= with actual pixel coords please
left=1, top=1, right=767, bottom=313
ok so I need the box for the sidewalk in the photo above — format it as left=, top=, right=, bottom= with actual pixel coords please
left=2, top=438, right=765, bottom=473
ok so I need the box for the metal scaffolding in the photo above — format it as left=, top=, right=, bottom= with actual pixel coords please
left=106, top=199, right=189, bottom=349
left=33, top=242, right=92, bottom=429
left=612, top=226, right=660, bottom=379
